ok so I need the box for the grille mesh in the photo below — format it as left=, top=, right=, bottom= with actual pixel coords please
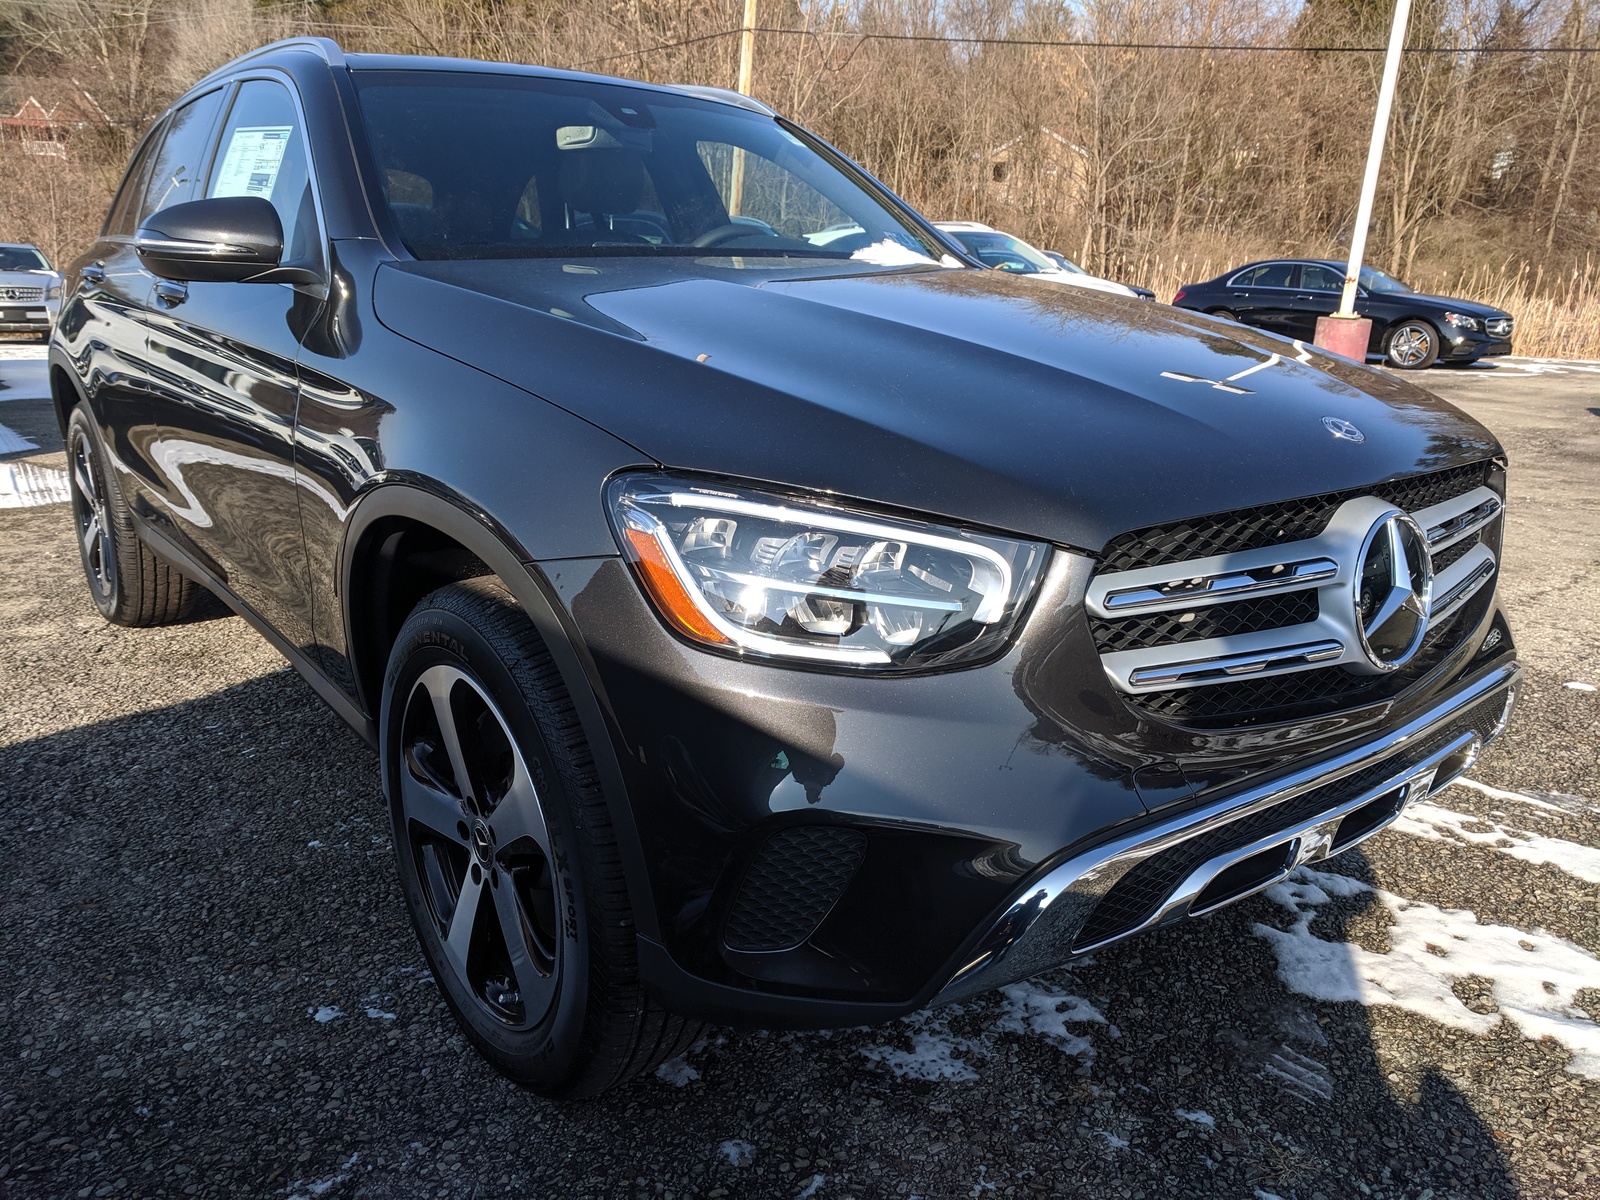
left=723, top=826, right=866, bottom=953
left=1430, top=534, right=1480, bottom=574
left=1071, top=690, right=1507, bottom=950
left=1091, top=590, right=1319, bottom=653
left=1099, top=462, right=1489, bottom=573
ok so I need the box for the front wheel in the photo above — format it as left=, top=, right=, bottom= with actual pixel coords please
left=1385, top=320, right=1439, bottom=369
left=381, top=578, right=700, bottom=1097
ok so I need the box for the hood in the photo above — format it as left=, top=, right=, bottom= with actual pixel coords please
left=1402, top=292, right=1510, bottom=319
left=0, top=269, right=57, bottom=287
left=372, top=258, right=1501, bottom=552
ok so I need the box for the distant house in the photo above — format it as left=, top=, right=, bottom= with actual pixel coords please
left=980, top=126, right=1089, bottom=204
left=0, top=81, right=110, bottom=157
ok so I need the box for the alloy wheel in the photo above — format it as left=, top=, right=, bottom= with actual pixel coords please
left=399, top=663, right=561, bottom=1031
left=1389, top=324, right=1433, bottom=368
left=70, top=426, right=116, bottom=600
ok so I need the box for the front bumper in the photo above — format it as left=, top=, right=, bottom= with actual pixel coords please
left=544, top=551, right=1518, bottom=1028
left=0, top=302, right=56, bottom=333
left=935, top=659, right=1517, bottom=1003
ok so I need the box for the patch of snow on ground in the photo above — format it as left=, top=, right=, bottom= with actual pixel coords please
left=1453, top=777, right=1600, bottom=817
left=1254, top=867, right=1600, bottom=1078
left=363, top=1005, right=396, bottom=1021
left=0, top=423, right=38, bottom=455
left=795, top=1174, right=825, bottom=1198
left=859, top=1008, right=984, bottom=1081
left=995, top=980, right=1107, bottom=1060
left=719, top=1139, right=755, bottom=1167
left=286, top=1152, right=358, bottom=1198
left=307, top=1005, right=342, bottom=1023
left=1174, top=1108, right=1215, bottom=1128
left=860, top=977, right=1106, bottom=1081
left=1093, top=1131, right=1129, bottom=1150
left=1565, top=681, right=1596, bottom=691
left=1394, top=800, right=1600, bottom=883
left=655, top=1056, right=700, bottom=1087
left=0, top=460, right=70, bottom=508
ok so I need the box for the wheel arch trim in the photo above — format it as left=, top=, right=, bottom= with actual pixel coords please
left=339, top=478, right=662, bottom=943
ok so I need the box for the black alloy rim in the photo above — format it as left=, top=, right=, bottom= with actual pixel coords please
left=70, top=426, right=115, bottom=600
left=399, top=664, right=561, bottom=1031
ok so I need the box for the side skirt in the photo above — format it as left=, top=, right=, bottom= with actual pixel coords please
left=133, top=513, right=377, bottom=745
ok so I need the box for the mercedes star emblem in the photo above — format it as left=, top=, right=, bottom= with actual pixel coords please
left=1322, top=416, right=1365, bottom=443
left=1354, top=511, right=1433, bottom=670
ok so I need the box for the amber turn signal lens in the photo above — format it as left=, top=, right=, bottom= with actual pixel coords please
left=623, top=526, right=731, bottom=645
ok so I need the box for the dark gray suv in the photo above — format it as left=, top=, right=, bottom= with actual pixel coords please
left=51, top=38, right=1519, bottom=1096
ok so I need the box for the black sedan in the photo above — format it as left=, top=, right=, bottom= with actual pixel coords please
left=1172, top=259, right=1514, bottom=369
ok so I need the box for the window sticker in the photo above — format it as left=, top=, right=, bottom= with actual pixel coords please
left=210, top=126, right=294, bottom=200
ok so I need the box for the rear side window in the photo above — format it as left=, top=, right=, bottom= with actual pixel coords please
left=207, top=80, right=320, bottom=268
left=1300, top=264, right=1342, bottom=292
left=138, top=89, right=226, bottom=223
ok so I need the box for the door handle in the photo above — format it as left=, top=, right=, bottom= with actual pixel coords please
left=80, top=263, right=105, bottom=284
left=154, top=279, right=188, bottom=307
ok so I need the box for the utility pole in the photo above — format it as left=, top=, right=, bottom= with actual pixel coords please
left=1314, top=0, right=1412, bottom=361
left=737, top=0, right=758, bottom=96
left=729, top=0, right=758, bottom=215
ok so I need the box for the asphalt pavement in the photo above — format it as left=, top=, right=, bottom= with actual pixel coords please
left=2, top=346, right=1597, bottom=1199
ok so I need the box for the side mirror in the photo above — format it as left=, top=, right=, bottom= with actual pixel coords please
left=135, top=196, right=315, bottom=284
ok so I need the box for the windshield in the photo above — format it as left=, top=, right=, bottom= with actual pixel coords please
left=352, top=71, right=945, bottom=263
left=947, top=230, right=1057, bottom=274
left=0, top=246, right=49, bottom=271
left=1357, top=265, right=1413, bottom=294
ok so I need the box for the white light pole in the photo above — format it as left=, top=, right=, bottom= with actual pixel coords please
left=729, top=0, right=758, bottom=215
left=1315, top=0, right=1413, bottom=358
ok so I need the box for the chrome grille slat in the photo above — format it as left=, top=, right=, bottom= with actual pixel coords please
left=1088, top=462, right=1500, bottom=723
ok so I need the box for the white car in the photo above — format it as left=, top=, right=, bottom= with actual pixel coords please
left=0, top=243, right=64, bottom=340
left=935, top=222, right=1150, bottom=299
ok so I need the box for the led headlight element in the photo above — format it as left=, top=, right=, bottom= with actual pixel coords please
left=1443, top=312, right=1481, bottom=331
left=608, top=475, right=1049, bottom=669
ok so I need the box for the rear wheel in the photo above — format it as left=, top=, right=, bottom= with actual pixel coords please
left=67, top=406, right=207, bottom=626
left=381, top=578, right=700, bottom=1097
left=1385, top=320, right=1439, bottom=370
left=1209, top=308, right=1239, bottom=322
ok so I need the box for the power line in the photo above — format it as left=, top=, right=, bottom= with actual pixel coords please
left=574, top=25, right=1600, bottom=68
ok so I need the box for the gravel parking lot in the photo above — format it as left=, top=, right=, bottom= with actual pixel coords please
left=2, top=346, right=1597, bottom=1200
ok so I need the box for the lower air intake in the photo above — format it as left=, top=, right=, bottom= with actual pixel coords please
left=723, top=826, right=867, bottom=953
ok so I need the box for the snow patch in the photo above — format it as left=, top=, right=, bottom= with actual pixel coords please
left=286, top=1152, right=358, bottom=1198
left=1174, top=1108, right=1215, bottom=1128
left=307, top=1005, right=342, bottom=1023
left=1254, top=867, right=1600, bottom=1078
left=1093, top=1131, right=1128, bottom=1150
left=363, top=1006, right=396, bottom=1021
left=720, top=1139, right=756, bottom=1167
left=795, top=1174, right=825, bottom=1198
left=1565, top=681, right=1596, bottom=692
left=1453, top=777, right=1600, bottom=817
left=860, top=975, right=1106, bottom=1081
left=1394, top=800, right=1600, bottom=883
left=0, top=460, right=69, bottom=508
left=655, top=1056, right=700, bottom=1087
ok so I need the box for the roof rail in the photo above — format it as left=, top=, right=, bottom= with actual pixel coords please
left=192, top=36, right=346, bottom=90
left=668, top=84, right=777, bottom=117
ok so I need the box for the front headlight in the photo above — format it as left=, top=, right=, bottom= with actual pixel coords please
left=46, top=283, right=62, bottom=300
left=608, top=473, right=1049, bottom=670
left=1443, top=312, right=1480, bottom=331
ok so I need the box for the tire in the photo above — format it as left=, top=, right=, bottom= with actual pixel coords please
left=380, top=578, right=701, bottom=1098
left=1385, top=319, right=1439, bottom=370
left=1210, top=308, right=1240, bottom=322
left=66, top=405, right=208, bottom=626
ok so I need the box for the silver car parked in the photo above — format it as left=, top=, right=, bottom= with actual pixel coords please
left=0, top=243, right=63, bottom=339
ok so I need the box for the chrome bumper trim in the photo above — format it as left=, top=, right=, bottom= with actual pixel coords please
left=933, top=661, right=1520, bottom=1004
